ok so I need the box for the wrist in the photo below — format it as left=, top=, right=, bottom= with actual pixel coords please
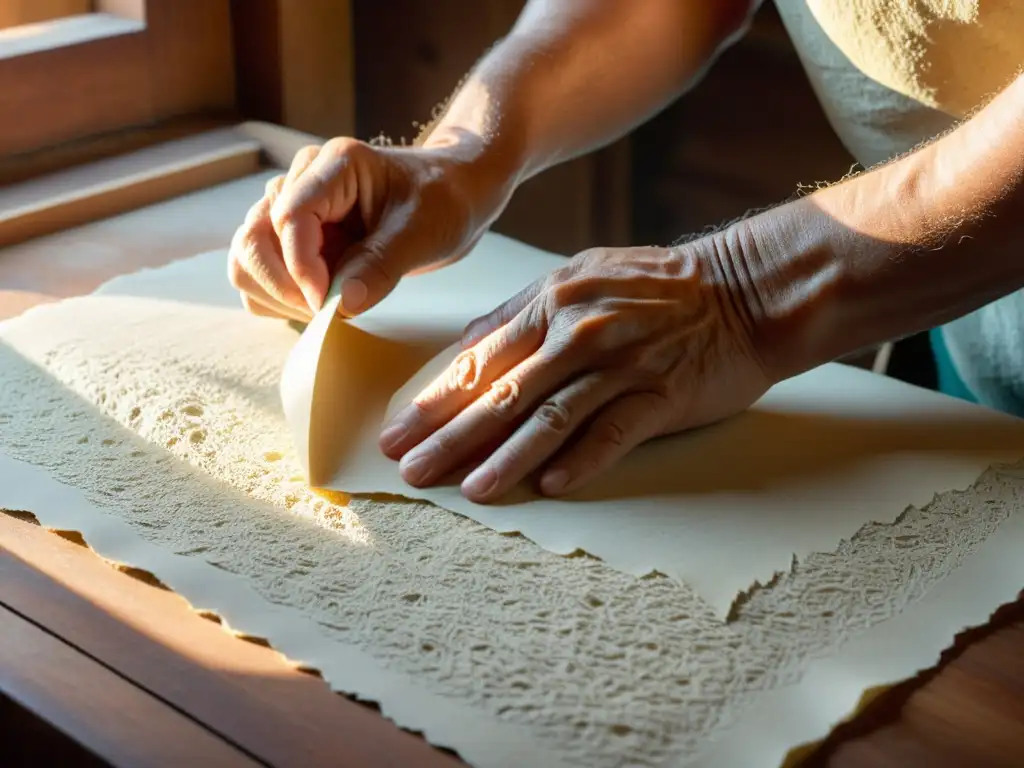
left=705, top=198, right=853, bottom=384
left=717, top=160, right=925, bottom=383
left=420, top=124, right=526, bottom=235
left=702, top=74, right=1024, bottom=386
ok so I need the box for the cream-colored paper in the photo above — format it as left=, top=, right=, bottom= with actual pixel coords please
left=282, top=233, right=1024, bottom=617
left=3, top=225, right=1024, bottom=767
left=282, top=233, right=565, bottom=486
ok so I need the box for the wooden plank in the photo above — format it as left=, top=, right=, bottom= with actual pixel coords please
left=0, top=125, right=317, bottom=326
left=0, top=115, right=234, bottom=187
left=0, top=128, right=262, bottom=248
left=0, top=513, right=464, bottom=768
left=803, top=597, right=1024, bottom=767
left=0, top=122, right=321, bottom=251
left=0, top=603, right=257, bottom=768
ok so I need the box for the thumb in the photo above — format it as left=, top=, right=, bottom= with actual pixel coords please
left=332, top=206, right=448, bottom=317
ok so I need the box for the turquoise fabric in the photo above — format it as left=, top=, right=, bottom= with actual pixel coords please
left=929, top=327, right=978, bottom=405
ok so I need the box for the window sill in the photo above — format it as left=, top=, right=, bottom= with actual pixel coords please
left=0, top=13, right=144, bottom=60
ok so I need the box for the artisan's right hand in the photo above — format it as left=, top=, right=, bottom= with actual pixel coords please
left=227, top=137, right=503, bottom=321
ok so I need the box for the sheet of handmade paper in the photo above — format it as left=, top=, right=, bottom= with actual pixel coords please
left=2, top=181, right=1024, bottom=767
left=283, top=234, right=1024, bottom=618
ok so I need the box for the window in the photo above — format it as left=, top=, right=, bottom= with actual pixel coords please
left=0, top=0, right=235, bottom=159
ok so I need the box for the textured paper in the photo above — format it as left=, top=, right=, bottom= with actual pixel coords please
left=281, top=233, right=564, bottom=485
left=693, top=496, right=1024, bottom=767
left=282, top=233, right=1024, bottom=617
left=0, top=454, right=565, bottom=768
left=3, top=234, right=1024, bottom=767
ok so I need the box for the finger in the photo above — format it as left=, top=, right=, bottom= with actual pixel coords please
left=232, top=263, right=312, bottom=322
left=538, top=390, right=669, bottom=496
left=271, top=139, right=363, bottom=313
left=397, top=339, right=585, bottom=489
left=229, top=190, right=308, bottom=313
left=240, top=292, right=310, bottom=322
left=264, top=172, right=286, bottom=203
left=461, top=277, right=546, bottom=348
left=284, top=145, right=321, bottom=187
left=380, top=303, right=545, bottom=459
left=460, top=372, right=633, bottom=503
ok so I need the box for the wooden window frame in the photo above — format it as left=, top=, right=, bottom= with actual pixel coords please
left=0, top=0, right=236, bottom=158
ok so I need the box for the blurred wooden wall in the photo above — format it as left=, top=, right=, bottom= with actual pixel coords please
left=630, top=5, right=856, bottom=243
left=0, top=0, right=90, bottom=29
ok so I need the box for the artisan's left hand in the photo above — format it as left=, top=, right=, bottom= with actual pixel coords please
left=379, top=243, right=775, bottom=502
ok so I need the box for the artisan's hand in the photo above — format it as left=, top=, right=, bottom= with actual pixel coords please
left=379, top=244, right=773, bottom=501
left=227, top=138, right=499, bottom=321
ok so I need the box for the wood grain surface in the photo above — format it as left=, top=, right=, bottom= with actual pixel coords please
left=0, top=600, right=258, bottom=768
left=0, top=513, right=463, bottom=768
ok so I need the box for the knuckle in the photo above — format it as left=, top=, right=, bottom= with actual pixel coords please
left=594, top=419, right=626, bottom=448
left=640, top=386, right=673, bottom=411
left=268, top=197, right=291, bottom=231
left=288, top=145, right=321, bottom=175
left=534, top=401, right=571, bottom=433
left=620, top=347, right=664, bottom=377
left=450, top=350, right=482, bottom=391
left=409, top=393, right=440, bottom=420
left=358, top=245, right=395, bottom=286
left=543, top=280, right=577, bottom=314
left=430, top=427, right=459, bottom=457
left=269, top=193, right=302, bottom=233
left=570, top=247, right=602, bottom=270
left=482, top=378, right=521, bottom=420
left=264, top=174, right=286, bottom=198
left=323, top=136, right=363, bottom=161
left=566, top=314, right=606, bottom=350
left=234, top=228, right=265, bottom=268
left=551, top=281, right=576, bottom=308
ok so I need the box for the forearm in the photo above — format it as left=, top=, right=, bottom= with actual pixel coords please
left=728, top=72, right=1024, bottom=381
left=422, top=0, right=755, bottom=205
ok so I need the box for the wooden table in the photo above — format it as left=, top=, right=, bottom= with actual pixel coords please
left=1, top=122, right=1022, bottom=768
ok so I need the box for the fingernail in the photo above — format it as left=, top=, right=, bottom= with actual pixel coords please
left=302, top=285, right=325, bottom=314
left=340, top=278, right=367, bottom=315
left=379, top=422, right=408, bottom=453
left=401, top=454, right=433, bottom=486
left=462, top=467, right=498, bottom=500
left=540, top=469, right=570, bottom=495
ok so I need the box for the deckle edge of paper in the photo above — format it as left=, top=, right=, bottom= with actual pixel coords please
left=692, top=497, right=1024, bottom=768
left=0, top=453, right=570, bottom=768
